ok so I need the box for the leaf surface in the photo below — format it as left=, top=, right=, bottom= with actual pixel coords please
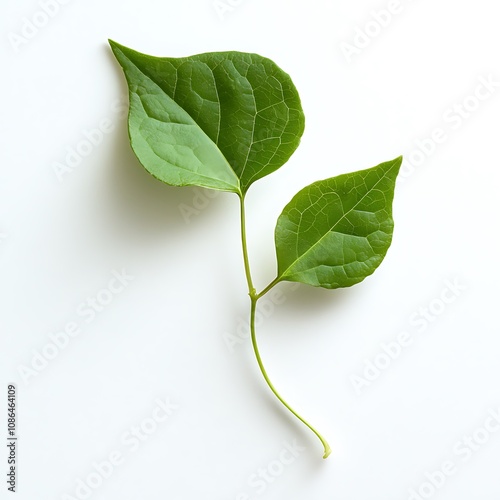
left=274, top=157, right=402, bottom=289
left=109, top=41, right=305, bottom=193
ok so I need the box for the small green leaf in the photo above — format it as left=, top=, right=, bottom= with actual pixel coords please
left=109, top=40, right=305, bottom=194
left=274, top=157, right=402, bottom=289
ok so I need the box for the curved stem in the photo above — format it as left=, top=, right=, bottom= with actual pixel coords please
left=238, top=193, right=331, bottom=459
left=250, top=297, right=331, bottom=458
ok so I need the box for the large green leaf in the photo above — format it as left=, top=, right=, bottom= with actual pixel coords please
left=109, top=40, right=305, bottom=194
left=274, top=157, right=402, bottom=289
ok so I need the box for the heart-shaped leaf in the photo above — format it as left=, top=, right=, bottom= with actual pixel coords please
left=109, top=41, right=305, bottom=194
left=274, top=157, right=402, bottom=289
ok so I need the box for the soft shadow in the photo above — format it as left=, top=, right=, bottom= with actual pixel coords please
left=105, top=129, right=191, bottom=234
left=273, top=281, right=358, bottom=319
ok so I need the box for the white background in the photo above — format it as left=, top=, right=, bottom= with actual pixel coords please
left=1, top=0, right=500, bottom=499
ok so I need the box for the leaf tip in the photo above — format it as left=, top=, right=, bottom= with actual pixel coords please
left=385, top=155, right=403, bottom=177
left=108, top=39, right=127, bottom=58
left=389, top=155, right=403, bottom=169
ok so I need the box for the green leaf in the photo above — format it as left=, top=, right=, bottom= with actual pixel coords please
left=274, top=157, right=402, bottom=289
left=109, top=40, right=305, bottom=194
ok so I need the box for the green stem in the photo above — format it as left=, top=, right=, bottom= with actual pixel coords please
left=238, top=193, right=331, bottom=459
left=239, top=193, right=255, bottom=296
left=256, top=277, right=279, bottom=299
